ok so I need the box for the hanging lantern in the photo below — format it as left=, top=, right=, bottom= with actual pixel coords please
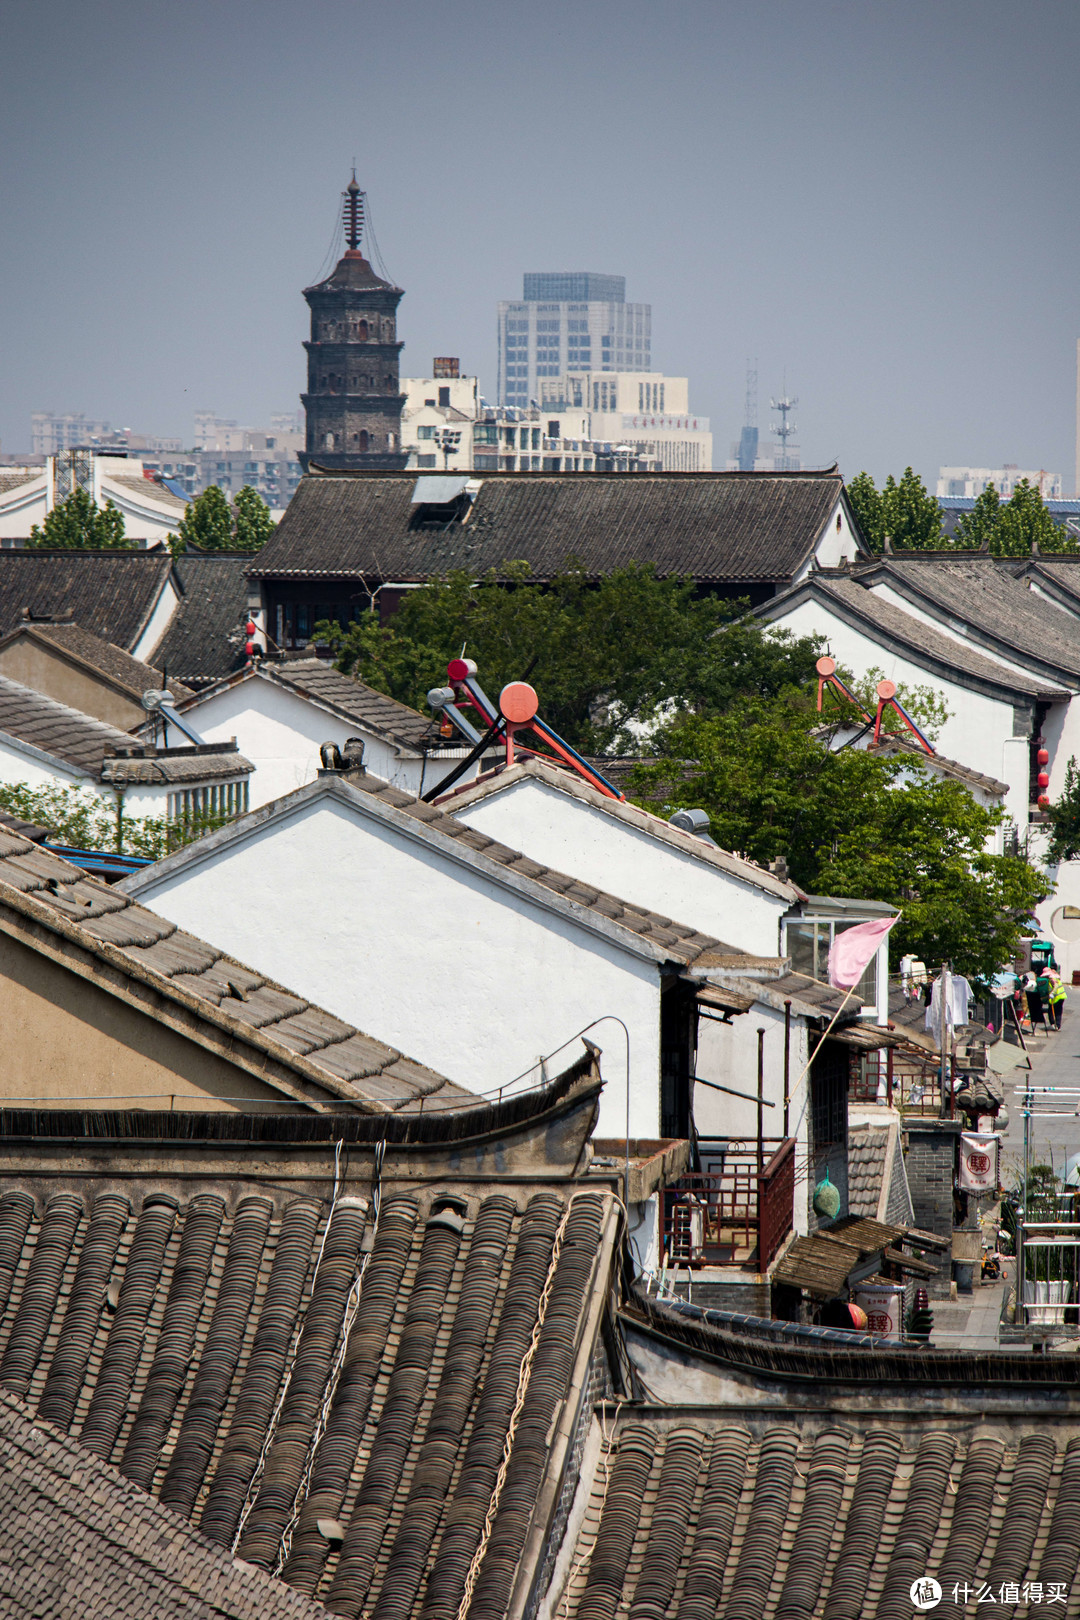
left=1038, top=794, right=1050, bottom=808
left=1038, top=771, right=1050, bottom=790
left=245, top=619, right=257, bottom=657
left=1038, top=748, right=1049, bottom=766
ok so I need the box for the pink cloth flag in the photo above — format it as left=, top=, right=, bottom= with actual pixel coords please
left=827, top=915, right=899, bottom=991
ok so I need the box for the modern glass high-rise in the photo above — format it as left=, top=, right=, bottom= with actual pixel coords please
left=497, top=273, right=651, bottom=406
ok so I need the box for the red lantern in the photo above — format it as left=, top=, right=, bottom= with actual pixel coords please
left=1038, top=771, right=1050, bottom=790
left=1039, top=794, right=1050, bottom=808
left=1038, top=748, right=1049, bottom=766
left=245, top=620, right=257, bottom=636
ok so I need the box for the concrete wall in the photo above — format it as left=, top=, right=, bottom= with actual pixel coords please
left=904, top=1118, right=960, bottom=1296
left=0, top=929, right=294, bottom=1110
left=184, top=677, right=470, bottom=808
left=792, top=498, right=861, bottom=577
left=124, top=793, right=667, bottom=1135
left=0, top=640, right=144, bottom=731
left=453, top=776, right=789, bottom=957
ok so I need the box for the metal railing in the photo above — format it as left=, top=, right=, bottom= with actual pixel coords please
left=661, top=1138, right=795, bottom=1270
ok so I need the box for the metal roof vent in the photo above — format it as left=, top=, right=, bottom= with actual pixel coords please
left=669, top=808, right=717, bottom=845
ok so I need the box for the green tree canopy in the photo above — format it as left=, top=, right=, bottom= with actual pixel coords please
left=27, top=487, right=132, bottom=550
left=992, top=479, right=1077, bottom=556
left=846, top=467, right=944, bottom=551
left=631, top=697, right=1047, bottom=983
left=317, top=561, right=825, bottom=753
left=232, top=484, right=275, bottom=551
left=173, top=483, right=274, bottom=553
left=952, top=482, right=1001, bottom=550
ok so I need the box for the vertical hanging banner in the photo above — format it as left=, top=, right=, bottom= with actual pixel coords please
left=959, top=1132, right=999, bottom=1193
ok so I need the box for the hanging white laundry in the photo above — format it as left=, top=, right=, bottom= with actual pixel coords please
left=950, top=976, right=971, bottom=1026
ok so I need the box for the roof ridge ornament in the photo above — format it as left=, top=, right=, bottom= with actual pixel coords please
left=344, top=171, right=364, bottom=255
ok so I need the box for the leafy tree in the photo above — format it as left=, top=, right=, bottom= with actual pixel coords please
left=27, top=487, right=132, bottom=550
left=845, top=468, right=944, bottom=552
left=992, top=479, right=1077, bottom=556
left=880, top=467, right=944, bottom=550
left=952, top=482, right=1000, bottom=550
left=173, top=482, right=275, bottom=553
left=1044, top=756, right=1080, bottom=863
left=316, top=562, right=824, bottom=753
left=631, top=694, right=1048, bottom=984
left=174, top=484, right=234, bottom=551
left=232, top=484, right=275, bottom=551
left=846, top=471, right=884, bottom=551
left=0, top=781, right=228, bottom=860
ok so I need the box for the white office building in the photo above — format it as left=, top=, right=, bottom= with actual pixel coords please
left=937, top=465, right=1063, bottom=499
left=540, top=372, right=712, bottom=471
left=497, top=272, right=651, bottom=407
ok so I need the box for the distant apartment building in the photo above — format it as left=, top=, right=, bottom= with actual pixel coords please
left=539, top=371, right=711, bottom=471
left=937, top=464, right=1063, bottom=499
left=402, top=362, right=701, bottom=473
left=31, top=413, right=182, bottom=456
left=139, top=414, right=305, bottom=511
left=497, top=273, right=651, bottom=407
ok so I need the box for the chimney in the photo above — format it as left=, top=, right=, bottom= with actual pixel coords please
left=882, top=534, right=893, bottom=553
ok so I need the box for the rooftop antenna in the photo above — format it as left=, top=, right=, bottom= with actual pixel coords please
left=770, top=377, right=799, bottom=470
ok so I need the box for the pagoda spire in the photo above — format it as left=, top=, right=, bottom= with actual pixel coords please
left=344, top=172, right=364, bottom=255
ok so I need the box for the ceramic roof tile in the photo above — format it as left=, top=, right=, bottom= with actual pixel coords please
left=0, top=551, right=175, bottom=649
left=558, top=1411, right=1080, bottom=1620
left=1, top=620, right=192, bottom=703
left=249, top=469, right=848, bottom=586
left=0, top=1181, right=615, bottom=1617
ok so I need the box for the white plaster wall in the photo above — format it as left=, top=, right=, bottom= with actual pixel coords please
left=695, top=1001, right=811, bottom=1237
left=771, top=597, right=1027, bottom=824
left=453, top=778, right=789, bottom=955
left=132, top=576, right=181, bottom=662
left=0, top=477, right=48, bottom=539
left=181, top=678, right=467, bottom=808
left=793, top=499, right=860, bottom=578
left=866, top=582, right=1046, bottom=685
left=0, top=737, right=88, bottom=793
left=126, top=796, right=666, bottom=1135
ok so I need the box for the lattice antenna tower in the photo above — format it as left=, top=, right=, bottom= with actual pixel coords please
left=770, top=382, right=799, bottom=469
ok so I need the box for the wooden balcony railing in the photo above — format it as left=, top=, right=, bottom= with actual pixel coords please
left=661, top=1137, right=796, bottom=1270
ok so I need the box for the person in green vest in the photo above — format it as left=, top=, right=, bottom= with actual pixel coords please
left=1047, top=969, right=1067, bottom=1030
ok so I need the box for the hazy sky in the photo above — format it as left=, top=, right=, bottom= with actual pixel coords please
left=2, top=0, right=1079, bottom=486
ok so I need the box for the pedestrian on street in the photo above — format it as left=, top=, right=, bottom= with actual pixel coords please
left=1048, top=970, right=1067, bottom=1031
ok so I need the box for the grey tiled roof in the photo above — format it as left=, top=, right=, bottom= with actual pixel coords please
left=0, top=1179, right=614, bottom=1613
left=0, top=828, right=467, bottom=1112
left=0, top=672, right=251, bottom=783
left=265, top=659, right=434, bottom=750
left=152, top=554, right=253, bottom=684
left=248, top=468, right=851, bottom=585
left=343, top=774, right=757, bottom=969
left=0, top=1387, right=332, bottom=1619
left=847, top=1121, right=889, bottom=1219
left=0, top=471, right=41, bottom=494
left=104, top=472, right=188, bottom=513
left=559, top=1408, right=1080, bottom=1620
left=868, top=732, right=1009, bottom=796
left=763, top=573, right=1069, bottom=698
left=0, top=551, right=175, bottom=649
left=858, top=556, right=1080, bottom=683
left=1, top=620, right=192, bottom=703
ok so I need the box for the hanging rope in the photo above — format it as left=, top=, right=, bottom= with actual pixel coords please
left=453, top=1195, right=581, bottom=1620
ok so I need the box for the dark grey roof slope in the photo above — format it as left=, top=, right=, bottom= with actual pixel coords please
left=153, top=554, right=252, bottom=685
left=249, top=468, right=851, bottom=585
left=858, top=555, right=1080, bottom=683
left=0, top=1177, right=616, bottom=1617
left=106, top=472, right=188, bottom=514
left=868, top=732, right=1009, bottom=796
left=558, top=1407, right=1080, bottom=1620
left=761, top=573, right=1069, bottom=699
left=0, top=1386, right=331, bottom=1619
left=0, top=828, right=466, bottom=1112
left=263, top=659, right=433, bottom=749
left=1, top=619, right=192, bottom=702
left=0, top=672, right=251, bottom=782
left=0, top=551, right=174, bottom=649
left=0, top=470, right=42, bottom=494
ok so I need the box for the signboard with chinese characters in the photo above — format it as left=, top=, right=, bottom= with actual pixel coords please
left=959, top=1132, right=1000, bottom=1193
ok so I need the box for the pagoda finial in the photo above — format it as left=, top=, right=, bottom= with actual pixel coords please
left=344, top=171, right=364, bottom=254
